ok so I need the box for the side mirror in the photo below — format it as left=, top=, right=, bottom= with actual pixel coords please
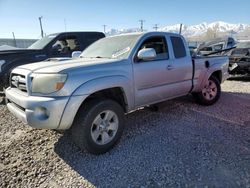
left=137, top=48, right=156, bottom=61
left=71, top=51, right=82, bottom=58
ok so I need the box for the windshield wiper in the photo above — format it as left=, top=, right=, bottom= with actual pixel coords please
left=80, top=56, right=113, bottom=59
left=95, top=56, right=112, bottom=59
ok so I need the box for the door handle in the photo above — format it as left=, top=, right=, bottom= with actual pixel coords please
left=167, top=65, right=174, bottom=70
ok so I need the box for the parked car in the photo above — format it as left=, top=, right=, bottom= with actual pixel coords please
left=5, top=32, right=229, bottom=154
left=228, top=41, right=250, bottom=75
left=0, top=32, right=105, bottom=90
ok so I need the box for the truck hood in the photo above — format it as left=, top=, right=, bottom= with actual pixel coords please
left=0, top=49, right=40, bottom=55
left=18, top=58, right=122, bottom=73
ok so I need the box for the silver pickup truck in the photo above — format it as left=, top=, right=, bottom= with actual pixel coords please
left=5, top=32, right=229, bottom=154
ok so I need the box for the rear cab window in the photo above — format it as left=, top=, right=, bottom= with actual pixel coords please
left=82, top=33, right=105, bottom=48
left=170, top=36, right=186, bottom=58
left=50, top=35, right=81, bottom=56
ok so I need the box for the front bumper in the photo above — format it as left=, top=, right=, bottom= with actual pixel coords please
left=5, top=88, right=69, bottom=129
left=229, top=61, right=250, bottom=74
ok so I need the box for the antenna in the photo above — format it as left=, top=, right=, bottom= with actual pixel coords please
left=139, top=20, right=145, bottom=32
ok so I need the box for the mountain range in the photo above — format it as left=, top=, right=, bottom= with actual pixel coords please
left=107, top=21, right=250, bottom=39
left=160, top=21, right=250, bottom=38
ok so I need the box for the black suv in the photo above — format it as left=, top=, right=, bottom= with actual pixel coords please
left=229, top=41, right=250, bottom=75
left=0, top=31, right=105, bottom=89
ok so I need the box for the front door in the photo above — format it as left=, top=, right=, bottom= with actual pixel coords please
left=133, top=36, right=170, bottom=107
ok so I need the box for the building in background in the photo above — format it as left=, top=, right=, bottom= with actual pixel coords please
left=0, top=38, right=37, bottom=48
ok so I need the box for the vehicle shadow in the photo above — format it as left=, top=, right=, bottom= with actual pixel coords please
left=228, top=75, right=250, bottom=82
left=54, top=92, right=250, bottom=187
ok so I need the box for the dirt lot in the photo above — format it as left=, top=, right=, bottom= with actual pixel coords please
left=0, top=79, right=250, bottom=188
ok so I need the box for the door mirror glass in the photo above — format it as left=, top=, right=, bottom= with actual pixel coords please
left=137, top=48, right=156, bottom=61
left=71, top=51, right=82, bottom=58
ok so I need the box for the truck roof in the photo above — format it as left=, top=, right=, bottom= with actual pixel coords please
left=48, top=31, right=105, bottom=37
left=108, top=31, right=183, bottom=38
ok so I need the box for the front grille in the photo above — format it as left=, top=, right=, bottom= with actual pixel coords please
left=11, top=73, right=27, bottom=93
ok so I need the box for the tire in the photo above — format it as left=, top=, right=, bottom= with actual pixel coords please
left=0, top=79, right=4, bottom=92
left=192, top=76, right=221, bottom=106
left=70, top=99, right=125, bottom=155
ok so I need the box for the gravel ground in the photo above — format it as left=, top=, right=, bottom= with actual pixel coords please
left=0, top=79, right=250, bottom=188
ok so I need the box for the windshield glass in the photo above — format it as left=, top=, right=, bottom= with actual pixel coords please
left=28, top=34, right=57, bottom=49
left=80, top=34, right=142, bottom=59
left=237, top=42, right=250, bottom=48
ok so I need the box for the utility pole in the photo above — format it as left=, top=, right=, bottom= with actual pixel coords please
left=179, top=23, right=183, bottom=34
left=153, top=24, right=159, bottom=31
left=12, top=32, right=17, bottom=47
left=38, top=16, right=44, bottom=38
left=139, top=20, right=145, bottom=32
left=102, top=25, right=107, bottom=34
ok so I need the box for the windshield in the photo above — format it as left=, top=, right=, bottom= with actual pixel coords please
left=80, top=34, right=142, bottom=59
left=237, top=42, right=250, bottom=48
left=28, top=34, right=57, bottom=49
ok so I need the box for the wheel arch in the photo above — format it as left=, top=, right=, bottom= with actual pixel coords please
left=58, top=76, right=133, bottom=130
left=209, top=70, right=222, bottom=83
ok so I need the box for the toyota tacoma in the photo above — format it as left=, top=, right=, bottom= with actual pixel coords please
left=5, top=32, right=229, bottom=154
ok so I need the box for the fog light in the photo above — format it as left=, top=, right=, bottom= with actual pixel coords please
left=34, top=107, right=49, bottom=120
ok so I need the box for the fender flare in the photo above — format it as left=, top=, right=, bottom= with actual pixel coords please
left=58, top=75, right=134, bottom=129
left=72, top=75, right=133, bottom=108
left=200, top=66, right=222, bottom=90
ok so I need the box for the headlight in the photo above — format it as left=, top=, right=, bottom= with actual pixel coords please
left=0, top=60, right=6, bottom=72
left=31, top=73, right=67, bottom=94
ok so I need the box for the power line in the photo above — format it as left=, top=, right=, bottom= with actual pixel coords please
left=139, top=20, right=145, bottom=32
left=153, top=24, right=159, bottom=31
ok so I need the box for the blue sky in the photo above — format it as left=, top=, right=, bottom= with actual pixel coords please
left=0, top=0, right=249, bottom=39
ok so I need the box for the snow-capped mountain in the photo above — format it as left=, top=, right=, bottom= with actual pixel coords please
left=106, top=21, right=250, bottom=38
left=107, top=28, right=141, bottom=36
left=160, top=21, right=250, bottom=37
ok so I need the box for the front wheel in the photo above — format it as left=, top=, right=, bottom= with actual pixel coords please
left=192, top=76, right=221, bottom=105
left=70, top=99, right=125, bottom=155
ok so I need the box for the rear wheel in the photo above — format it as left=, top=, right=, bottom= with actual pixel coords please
left=70, top=99, right=125, bottom=155
left=193, top=76, right=221, bottom=105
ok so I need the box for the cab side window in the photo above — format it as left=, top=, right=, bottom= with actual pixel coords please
left=137, top=36, right=169, bottom=62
